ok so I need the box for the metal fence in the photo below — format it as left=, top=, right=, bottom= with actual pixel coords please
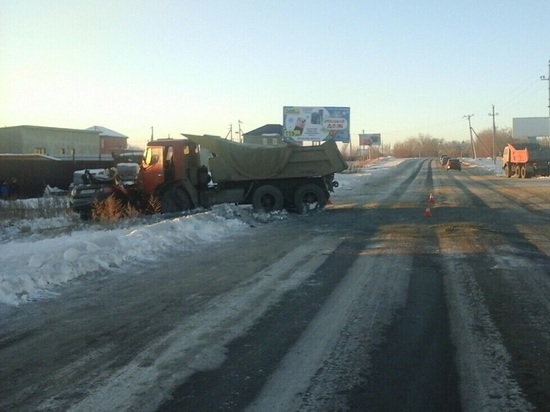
left=0, top=159, right=115, bottom=198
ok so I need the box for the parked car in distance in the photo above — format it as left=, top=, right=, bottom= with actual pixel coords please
left=447, top=158, right=461, bottom=171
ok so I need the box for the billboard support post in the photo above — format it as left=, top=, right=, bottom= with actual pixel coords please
left=541, top=59, right=550, bottom=138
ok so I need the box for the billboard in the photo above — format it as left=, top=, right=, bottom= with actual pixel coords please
left=283, top=106, right=350, bottom=142
left=359, top=133, right=381, bottom=146
left=513, top=117, right=549, bottom=138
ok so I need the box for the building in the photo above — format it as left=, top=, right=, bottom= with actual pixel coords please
left=242, top=124, right=285, bottom=145
left=85, top=126, right=129, bottom=155
left=0, top=125, right=101, bottom=158
left=0, top=125, right=129, bottom=159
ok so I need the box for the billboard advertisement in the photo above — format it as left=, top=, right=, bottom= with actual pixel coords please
left=513, top=117, right=549, bottom=138
left=359, top=133, right=381, bottom=146
left=283, top=106, right=350, bottom=142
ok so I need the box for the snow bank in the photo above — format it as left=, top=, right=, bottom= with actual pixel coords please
left=0, top=210, right=248, bottom=306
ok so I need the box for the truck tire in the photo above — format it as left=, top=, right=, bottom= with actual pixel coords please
left=519, top=165, right=527, bottom=179
left=294, top=183, right=327, bottom=214
left=161, top=187, right=192, bottom=213
left=525, top=165, right=534, bottom=178
left=504, top=164, right=512, bottom=178
left=252, top=185, right=284, bottom=212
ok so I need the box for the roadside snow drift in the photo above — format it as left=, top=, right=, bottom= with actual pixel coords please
left=0, top=209, right=248, bottom=306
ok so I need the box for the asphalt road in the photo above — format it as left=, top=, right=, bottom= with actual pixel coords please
left=1, top=158, right=549, bottom=411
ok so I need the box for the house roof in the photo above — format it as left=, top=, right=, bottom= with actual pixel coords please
left=243, top=124, right=283, bottom=136
left=86, top=126, right=128, bottom=138
left=1, top=125, right=100, bottom=134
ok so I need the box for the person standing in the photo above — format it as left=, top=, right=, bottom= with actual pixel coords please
left=0, top=180, right=9, bottom=200
left=8, top=178, right=19, bottom=200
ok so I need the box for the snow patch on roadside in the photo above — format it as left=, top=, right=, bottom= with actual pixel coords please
left=0, top=208, right=250, bottom=306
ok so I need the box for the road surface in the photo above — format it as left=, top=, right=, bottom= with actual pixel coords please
left=1, top=158, right=549, bottom=411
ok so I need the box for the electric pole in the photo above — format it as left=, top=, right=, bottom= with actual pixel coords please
left=540, top=59, right=550, bottom=138
left=238, top=120, right=243, bottom=143
left=463, top=114, right=476, bottom=159
left=489, top=105, right=499, bottom=164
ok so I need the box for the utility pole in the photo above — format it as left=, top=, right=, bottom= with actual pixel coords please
left=540, top=59, right=550, bottom=138
left=238, top=120, right=243, bottom=143
left=463, top=114, right=476, bottom=159
left=362, top=129, right=369, bottom=160
left=225, top=124, right=233, bottom=140
left=489, top=105, right=499, bottom=164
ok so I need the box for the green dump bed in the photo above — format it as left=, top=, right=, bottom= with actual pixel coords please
left=183, top=134, right=348, bottom=183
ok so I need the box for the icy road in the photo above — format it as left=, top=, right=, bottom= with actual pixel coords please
left=1, top=157, right=549, bottom=411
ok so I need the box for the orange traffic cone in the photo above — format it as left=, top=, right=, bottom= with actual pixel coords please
left=424, top=204, right=432, bottom=217
left=428, top=193, right=435, bottom=203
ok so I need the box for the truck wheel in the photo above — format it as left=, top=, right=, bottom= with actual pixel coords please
left=504, top=165, right=512, bottom=178
left=519, top=165, right=527, bottom=179
left=294, top=183, right=327, bottom=214
left=252, top=185, right=284, bottom=212
left=162, top=187, right=192, bottom=213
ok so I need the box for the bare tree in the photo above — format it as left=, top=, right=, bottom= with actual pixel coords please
left=391, top=128, right=513, bottom=159
left=474, top=127, right=513, bottom=157
left=392, top=134, right=442, bottom=158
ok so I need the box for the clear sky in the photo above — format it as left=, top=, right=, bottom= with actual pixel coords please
left=1, top=0, right=549, bottom=148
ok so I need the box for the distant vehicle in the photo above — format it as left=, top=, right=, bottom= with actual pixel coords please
left=440, top=155, right=450, bottom=166
left=502, top=143, right=550, bottom=178
left=446, top=158, right=461, bottom=171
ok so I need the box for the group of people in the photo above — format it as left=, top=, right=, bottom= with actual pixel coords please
left=0, top=178, right=19, bottom=200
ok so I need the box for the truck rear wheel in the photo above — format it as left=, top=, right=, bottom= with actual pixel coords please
left=519, top=165, right=527, bottom=179
left=294, top=183, right=327, bottom=214
left=252, top=185, right=284, bottom=212
left=161, top=187, right=192, bottom=213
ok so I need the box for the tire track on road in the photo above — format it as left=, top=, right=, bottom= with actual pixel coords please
left=381, top=159, right=428, bottom=204
left=158, top=233, right=370, bottom=411
left=435, top=167, right=550, bottom=409
left=347, top=228, right=461, bottom=411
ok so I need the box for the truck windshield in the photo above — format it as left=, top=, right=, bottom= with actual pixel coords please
left=143, top=147, right=161, bottom=166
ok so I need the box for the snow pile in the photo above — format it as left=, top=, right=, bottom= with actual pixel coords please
left=337, top=157, right=406, bottom=190
left=463, top=157, right=502, bottom=175
left=0, top=207, right=250, bottom=306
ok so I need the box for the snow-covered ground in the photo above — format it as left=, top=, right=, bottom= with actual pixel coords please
left=0, top=157, right=503, bottom=306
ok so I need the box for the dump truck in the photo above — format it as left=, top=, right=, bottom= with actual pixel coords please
left=502, top=142, right=550, bottom=178
left=70, top=134, right=348, bottom=218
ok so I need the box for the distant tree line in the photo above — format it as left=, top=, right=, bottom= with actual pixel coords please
left=391, top=128, right=514, bottom=158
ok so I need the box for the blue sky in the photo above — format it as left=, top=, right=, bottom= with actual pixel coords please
left=1, top=0, right=549, bottom=148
